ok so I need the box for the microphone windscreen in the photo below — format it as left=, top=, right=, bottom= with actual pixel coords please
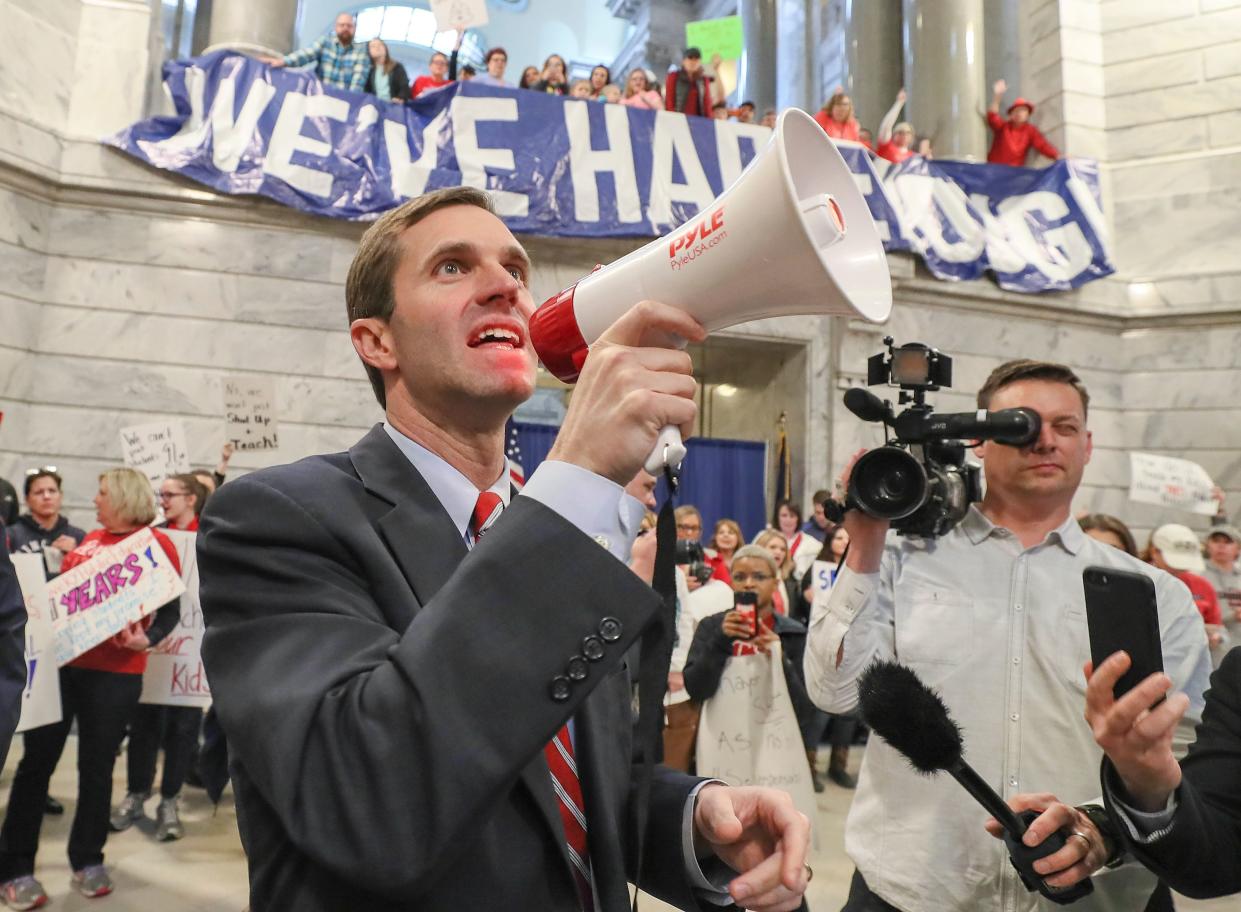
left=843, top=386, right=889, bottom=423
left=858, top=661, right=963, bottom=774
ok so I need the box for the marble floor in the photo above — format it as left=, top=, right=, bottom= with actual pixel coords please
left=0, top=742, right=1236, bottom=911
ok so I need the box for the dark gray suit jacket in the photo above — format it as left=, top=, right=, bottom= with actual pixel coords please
left=0, top=546, right=26, bottom=768
left=1104, top=647, right=1241, bottom=899
left=199, top=425, right=719, bottom=911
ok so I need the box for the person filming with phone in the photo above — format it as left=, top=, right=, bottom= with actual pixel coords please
left=804, top=357, right=1212, bottom=912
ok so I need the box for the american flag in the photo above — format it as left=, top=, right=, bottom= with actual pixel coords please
left=506, top=422, right=525, bottom=490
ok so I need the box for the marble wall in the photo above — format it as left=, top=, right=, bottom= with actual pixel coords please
left=3, top=0, right=1240, bottom=546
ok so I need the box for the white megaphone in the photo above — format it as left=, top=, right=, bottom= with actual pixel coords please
left=529, top=107, right=893, bottom=474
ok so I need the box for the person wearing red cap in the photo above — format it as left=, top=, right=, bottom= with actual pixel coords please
left=985, top=79, right=1060, bottom=167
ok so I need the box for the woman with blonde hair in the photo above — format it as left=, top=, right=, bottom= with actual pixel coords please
left=753, top=529, right=796, bottom=616
left=620, top=67, right=661, bottom=109
left=0, top=468, right=184, bottom=906
left=813, top=90, right=860, bottom=142
left=705, top=519, right=742, bottom=585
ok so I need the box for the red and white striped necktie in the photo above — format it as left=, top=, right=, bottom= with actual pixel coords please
left=469, top=492, right=593, bottom=909
left=545, top=725, right=594, bottom=911
left=468, top=491, right=504, bottom=544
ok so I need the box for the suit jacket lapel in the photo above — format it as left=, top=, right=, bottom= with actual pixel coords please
left=350, top=425, right=466, bottom=609
left=350, top=426, right=572, bottom=874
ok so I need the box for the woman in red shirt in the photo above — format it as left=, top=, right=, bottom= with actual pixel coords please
left=0, top=468, right=182, bottom=906
left=112, top=473, right=208, bottom=845
left=1146, top=525, right=1224, bottom=650
left=705, top=518, right=742, bottom=585
left=813, top=91, right=860, bottom=143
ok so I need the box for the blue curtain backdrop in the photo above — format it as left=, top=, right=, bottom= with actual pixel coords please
left=511, top=421, right=768, bottom=542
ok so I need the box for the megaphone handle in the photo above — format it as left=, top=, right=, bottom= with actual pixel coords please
left=645, top=426, right=687, bottom=476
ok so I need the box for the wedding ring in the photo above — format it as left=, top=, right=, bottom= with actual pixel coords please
left=804, top=863, right=814, bottom=882
left=1068, top=831, right=1092, bottom=852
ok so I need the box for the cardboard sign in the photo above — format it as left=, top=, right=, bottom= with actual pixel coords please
left=45, top=528, right=186, bottom=666
left=810, top=560, right=837, bottom=613
left=695, top=644, right=818, bottom=842
left=223, top=376, right=279, bottom=452
left=1129, top=452, right=1218, bottom=516
left=141, top=530, right=210, bottom=707
left=10, top=555, right=62, bottom=732
left=120, top=420, right=190, bottom=483
left=430, top=0, right=488, bottom=31
left=685, top=15, right=744, bottom=62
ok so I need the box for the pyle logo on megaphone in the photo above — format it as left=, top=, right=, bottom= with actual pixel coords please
left=529, top=107, right=895, bottom=473
left=668, top=206, right=726, bottom=268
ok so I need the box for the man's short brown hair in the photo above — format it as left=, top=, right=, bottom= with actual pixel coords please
left=976, top=359, right=1090, bottom=418
left=346, top=187, right=495, bottom=407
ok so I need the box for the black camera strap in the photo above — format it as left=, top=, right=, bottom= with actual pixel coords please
left=630, top=465, right=679, bottom=911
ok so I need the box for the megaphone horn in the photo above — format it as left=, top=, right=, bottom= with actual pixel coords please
left=529, top=107, right=893, bottom=474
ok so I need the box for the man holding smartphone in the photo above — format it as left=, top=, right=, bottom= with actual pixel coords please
left=803, top=359, right=1213, bottom=912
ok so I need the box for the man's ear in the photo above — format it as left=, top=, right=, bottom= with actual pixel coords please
left=350, top=318, right=397, bottom=373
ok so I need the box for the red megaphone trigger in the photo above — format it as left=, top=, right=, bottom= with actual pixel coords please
left=529, top=283, right=589, bottom=383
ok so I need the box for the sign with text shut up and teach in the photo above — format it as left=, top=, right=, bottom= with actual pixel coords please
left=45, top=528, right=186, bottom=667
left=106, top=52, right=1115, bottom=294
left=223, top=376, right=279, bottom=452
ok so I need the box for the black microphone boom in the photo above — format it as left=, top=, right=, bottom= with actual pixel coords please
left=843, top=386, right=890, bottom=424
left=858, top=661, right=1094, bottom=905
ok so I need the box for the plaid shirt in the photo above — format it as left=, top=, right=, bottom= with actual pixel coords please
left=283, top=35, right=370, bottom=92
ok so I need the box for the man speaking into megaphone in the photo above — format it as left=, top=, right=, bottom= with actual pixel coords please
left=196, top=185, right=812, bottom=912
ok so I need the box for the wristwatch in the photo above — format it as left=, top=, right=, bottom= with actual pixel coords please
left=1075, top=803, right=1125, bottom=868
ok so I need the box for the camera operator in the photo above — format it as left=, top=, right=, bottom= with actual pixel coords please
left=804, top=359, right=1212, bottom=912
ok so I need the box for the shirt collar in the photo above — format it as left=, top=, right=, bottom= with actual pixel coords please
left=960, top=504, right=1084, bottom=554
left=383, top=422, right=510, bottom=542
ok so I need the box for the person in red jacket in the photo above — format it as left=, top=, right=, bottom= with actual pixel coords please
left=813, top=90, right=860, bottom=142
left=664, top=47, right=722, bottom=117
left=1146, top=524, right=1225, bottom=650
left=986, top=79, right=1060, bottom=166
left=0, top=468, right=182, bottom=907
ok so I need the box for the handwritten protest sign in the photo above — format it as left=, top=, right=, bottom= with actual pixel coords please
left=141, top=530, right=210, bottom=707
left=686, top=15, right=744, bottom=61
left=46, top=528, right=186, bottom=667
left=223, top=376, right=279, bottom=452
left=10, top=555, right=62, bottom=732
left=1129, top=452, right=1218, bottom=516
left=430, top=0, right=488, bottom=31
left=120, top=421, right=190, bottom=483
left=695, top=644, right=818, bottom=842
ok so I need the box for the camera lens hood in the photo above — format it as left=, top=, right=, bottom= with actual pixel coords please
left=850, top=447, right=930, bottom=521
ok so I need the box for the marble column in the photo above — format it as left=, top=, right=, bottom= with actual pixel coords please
left=843, top=0, right=902, bottom=134
left=737, top=0, right=778, bottom=112
left=205, top=0, right=297, bottom=57
left=901, top=0, right=988, bottom=159
left=984, top=0, right=1021, bottom=104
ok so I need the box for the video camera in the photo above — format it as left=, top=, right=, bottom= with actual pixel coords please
left=674, top=540, right=714, bottom=585
left=839, top=338, right=1041, bottom=537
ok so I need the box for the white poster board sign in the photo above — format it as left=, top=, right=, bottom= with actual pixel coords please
left=141, top=530, right=210, bottom=707
left=10, top=555, right=62, bottom=732
left=223, top=376, right=279, bottom=452
left=46, top=528, right=186, bottom=666
left=430, top=0, right=488, bottom=31
left=120, top=420, right=190, bottom=483
left=695, top=645, right=818, bottom=843
left=1129, top=452, right=1218, bottom=516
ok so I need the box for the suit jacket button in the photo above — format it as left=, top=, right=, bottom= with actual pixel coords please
left=567, top=656, right=589, bottom=681
left=549, top=676, right=572, bottom=702
left=599, top=617, right=623, bottom=642
left=581, top=635, right=605, bottom=661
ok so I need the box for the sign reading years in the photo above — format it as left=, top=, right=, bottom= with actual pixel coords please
left=120, top=420, right=191, bottom=483
left=141, top=530, right=210, bottom=707
left=10, top=554, right=62, bottom=732
left=45, top=528, right=186, bottom=667
left=1129, top=452, right=1219, bottom=517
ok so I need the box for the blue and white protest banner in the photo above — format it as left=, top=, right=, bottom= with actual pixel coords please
left=45, top=528, right=186, bottom=667
left=107, top=51, right=1114, bottom=293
